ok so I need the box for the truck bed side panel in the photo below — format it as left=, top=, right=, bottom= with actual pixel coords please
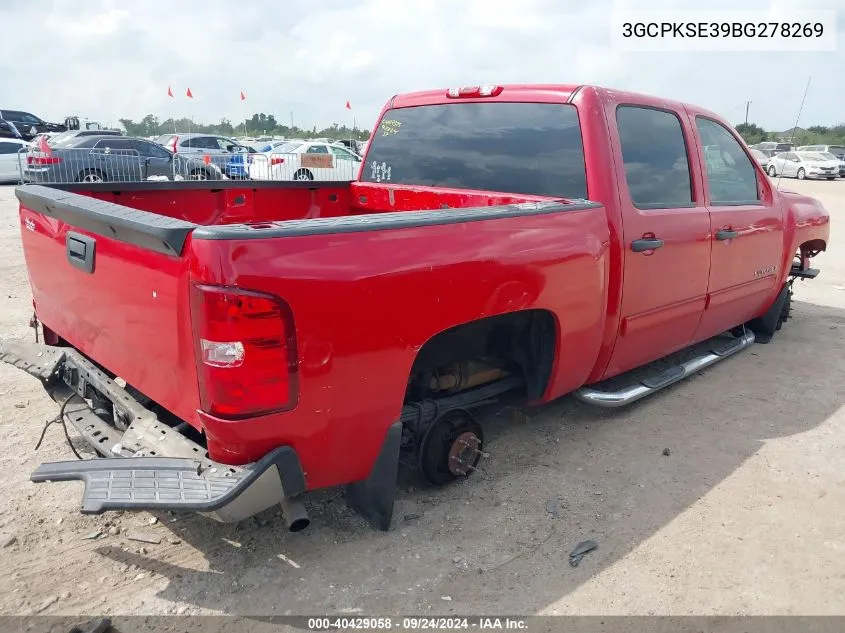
left=189, top=204, right=610, bottom=486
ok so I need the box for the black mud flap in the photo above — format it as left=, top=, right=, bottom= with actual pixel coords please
left=747, top=283, right=790, bottom=344
left=345, top=422, right=402, bottom=531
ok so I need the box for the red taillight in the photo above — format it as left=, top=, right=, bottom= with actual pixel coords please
left=445, top=85, right=503, bottom=98
left=190, top=284, right=298, bottom=419
left=270, top=157, right=285, bottom=165
left=169, top=135, right=179, bottom=153
left=27, top=152, right=62, bottom=165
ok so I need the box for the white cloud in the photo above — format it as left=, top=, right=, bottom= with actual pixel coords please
left=0, top=0, right=841, bottom=132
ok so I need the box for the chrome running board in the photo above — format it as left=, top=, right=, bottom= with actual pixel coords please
left=573, top=330, right=755, bottom=408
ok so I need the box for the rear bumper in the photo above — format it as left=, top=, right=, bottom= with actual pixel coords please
left=0, top=339, right=306, bottom=523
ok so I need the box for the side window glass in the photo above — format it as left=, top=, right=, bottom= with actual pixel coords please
left=306, top=145, right=329, bottom=154
left=695, top=118, right=759, bottom=205
left=616, top=106, right=693, bottom=209
left=331, top=146, right=356, bottom=160
left=0, top=142, right=16, bottom=154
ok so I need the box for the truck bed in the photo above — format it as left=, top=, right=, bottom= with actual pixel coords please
left=16, top=180, right=609, bottom=483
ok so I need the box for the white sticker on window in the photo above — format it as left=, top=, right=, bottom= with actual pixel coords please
left=370, top=161, right=392, bottom=182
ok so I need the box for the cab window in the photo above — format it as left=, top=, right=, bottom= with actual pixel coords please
left=616, top=106, right=693, bottom=209
left=695, top=118, right=760, bottom=205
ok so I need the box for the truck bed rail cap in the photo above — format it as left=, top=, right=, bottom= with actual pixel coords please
left=193, top=198, right=602, bottom=240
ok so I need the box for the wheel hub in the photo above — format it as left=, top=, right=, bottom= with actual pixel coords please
left=448, top=431, right=480, bottom=476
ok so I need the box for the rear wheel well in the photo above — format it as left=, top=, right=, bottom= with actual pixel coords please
left=799, top=239, right=826, bottom=259
left=405, top=310, right=556, bottom=402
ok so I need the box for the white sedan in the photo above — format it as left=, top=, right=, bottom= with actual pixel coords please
left=247, top=141, right=361, bottom=181
left=0, top=138, right=29, bottom=182
left=766, top=151, right=840, bottom=180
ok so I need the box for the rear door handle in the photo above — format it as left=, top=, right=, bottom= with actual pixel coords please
left=716, top=229, right=738, bottom=241
left=631, top=237, right=664, bottom=252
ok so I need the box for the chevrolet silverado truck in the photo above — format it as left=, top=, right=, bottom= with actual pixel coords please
left=0, top=84, right=830, bottom=532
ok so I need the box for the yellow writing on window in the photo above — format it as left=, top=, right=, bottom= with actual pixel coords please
left=380, top=119, right=402, bottom=137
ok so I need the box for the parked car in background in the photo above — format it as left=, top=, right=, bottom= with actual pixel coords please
left=0, top=110, right=67, bottom=140
left=28, top=132, right=61, bottom=148
left=766, top=151, right=840, bottom=180
left=749, top=148, right=770, bottom=170
left=24, top=134, right=222, bottom=183
left=0, top=138, right=28, bottom=182
left=156, top=133, right=250, bottom=178
left=47, top=129, right=122, bottom=148
left=816, top=151, right=845, bottom=177
left=797, top=144, right=845, bottom=161
left=751, top=141, right=794, bottom=157
left=247, top=140, right=362, bottom=180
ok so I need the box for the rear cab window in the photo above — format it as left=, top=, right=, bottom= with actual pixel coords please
left=361, top=102, right=587, bottom=199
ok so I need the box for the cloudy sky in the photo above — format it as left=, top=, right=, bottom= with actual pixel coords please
left=0, top=0, right=841, bottom=132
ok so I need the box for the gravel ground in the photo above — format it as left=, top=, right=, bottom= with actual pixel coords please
left=0, top=180, right=843, bottom=617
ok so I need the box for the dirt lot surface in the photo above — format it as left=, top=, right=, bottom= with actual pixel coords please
left=0, top=180, right=844, bottom=618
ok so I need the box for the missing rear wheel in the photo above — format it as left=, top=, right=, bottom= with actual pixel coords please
left=417, top=409, right=484, bottom=486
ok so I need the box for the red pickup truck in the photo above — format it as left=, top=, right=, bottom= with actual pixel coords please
left=1, top=84, right=829, bottom=532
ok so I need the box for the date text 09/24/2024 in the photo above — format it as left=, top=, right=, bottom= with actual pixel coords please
left=306, top=617, right=527, bottom=630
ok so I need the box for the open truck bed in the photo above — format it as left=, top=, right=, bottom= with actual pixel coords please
left=7, top=179, right=607, bottom=530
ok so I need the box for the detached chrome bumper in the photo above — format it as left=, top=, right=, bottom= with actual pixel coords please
left=0, top=339, right=306, bottom=524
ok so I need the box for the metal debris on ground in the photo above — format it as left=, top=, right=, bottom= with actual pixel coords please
left=545, top=500, right=558, bottom=516
left=569, top=539, right=598, bottom=567
left=663, top=448, right=672, bottom=456
left=403, top=513, right=422, bottom=522
left=82, top=531, right=102, bottom=540
left=125, top=531, right=162, bottom=544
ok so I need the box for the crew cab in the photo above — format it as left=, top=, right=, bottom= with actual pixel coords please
left=0, top=84, right=829, bottom=532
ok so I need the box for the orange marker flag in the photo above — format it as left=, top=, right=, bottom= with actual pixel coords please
left=240, top=90, right=246, bottom=101
left=345, top=101, right=351, bottom=110
left=167, top=85, right=174, bottom=98
left=186, top=87, right=194, bottom=99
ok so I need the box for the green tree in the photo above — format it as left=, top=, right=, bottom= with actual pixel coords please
left=735, top=122, right=767, bottom=145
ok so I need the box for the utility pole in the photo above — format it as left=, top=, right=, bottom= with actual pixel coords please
left=745, top=101, right=751, bottom=126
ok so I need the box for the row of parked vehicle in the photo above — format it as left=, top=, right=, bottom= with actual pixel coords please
left=748, top=142, right=845, bottom=180
left=0, top=126, right=369, bottom=184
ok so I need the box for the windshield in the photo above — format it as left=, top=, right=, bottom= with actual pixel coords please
left=361, top=102, right=587, bottom=198
left=828, top=146, right=845, bottom=158
left=798, top=153, right=824, bottom=162
left=750, top=149, right=765, bottom=159
left=818, top=152, right=837, bottom=160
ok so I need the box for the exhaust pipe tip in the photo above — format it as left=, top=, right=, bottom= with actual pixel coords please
left=280, top=496, right=310, bottom=532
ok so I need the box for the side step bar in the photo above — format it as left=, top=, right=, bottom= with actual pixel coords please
left=573, top=330, right=755, bottom=408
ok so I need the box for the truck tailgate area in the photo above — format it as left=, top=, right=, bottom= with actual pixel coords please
left=16, top=185, right=203, bottom=428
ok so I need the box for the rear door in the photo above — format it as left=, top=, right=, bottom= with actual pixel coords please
left=690, top=115, right=784, bottom=340
left=602, top=101, right=711, bottom=378
left=92, top=138, right=143, bottom=181
left=132, top=139, right=173, bottom=179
